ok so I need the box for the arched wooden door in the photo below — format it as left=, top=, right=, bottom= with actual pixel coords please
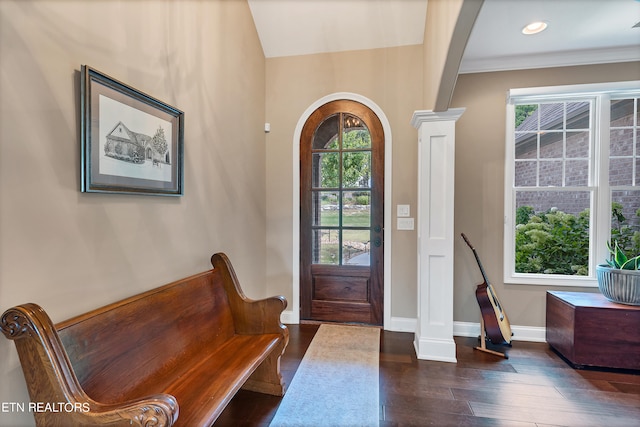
left=300, top=99, right=384, bottom=325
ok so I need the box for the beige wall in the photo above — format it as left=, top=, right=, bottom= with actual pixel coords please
left=0, top=1, right=266, bottom=425
left=265, top=46, right=423, bottom=320
left=451, top=61, right=640, bottom=328
left=422, top=0, right=464, bottom=110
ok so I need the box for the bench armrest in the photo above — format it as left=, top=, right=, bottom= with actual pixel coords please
left=86, top=394, right=178, bottom=427
left=211, top=253, right=289, bottom=396
left=211, top=253, right=288, bottom=337
left=1, top=304, right=179, bottom=427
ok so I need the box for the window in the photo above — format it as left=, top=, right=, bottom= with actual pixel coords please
left=311, top=113, right=373, bottom=265
left=504, top=81, right=640, bottom=286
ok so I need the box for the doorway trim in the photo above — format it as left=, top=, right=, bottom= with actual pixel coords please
left=290, top=92, right=392, bottom=329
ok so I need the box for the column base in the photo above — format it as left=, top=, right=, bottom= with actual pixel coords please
left=414, top=336, right=457, bottom=363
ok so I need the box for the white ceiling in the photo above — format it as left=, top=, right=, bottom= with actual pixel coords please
left=248, top=0, right=640, bottom=73
left=248, top=0, right=428, bottom=58
left=460, top=0, right=640, bottom=73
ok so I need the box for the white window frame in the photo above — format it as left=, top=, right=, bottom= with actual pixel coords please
left=504, top=81, right=640, bottom=287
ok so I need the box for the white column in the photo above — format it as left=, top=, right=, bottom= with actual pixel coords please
left=411, top=108, right=464, bottom=362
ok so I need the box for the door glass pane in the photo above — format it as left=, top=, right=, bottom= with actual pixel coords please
left=343, top=114, right=371, bottom=149
left=313, top=114, right=339, bottom=150
left=313, top=191, right=339, bottom=226
left=343, top=191, right=370, bottom=227
left=312, top=152, right=339, bottom=188
left=343, top=229, right=370, bottom=265
left=342, top=152, right=371, bottom=188
left=313, top=229, right=339, bottom=265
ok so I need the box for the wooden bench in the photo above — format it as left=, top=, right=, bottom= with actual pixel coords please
left=1, top=253, right=288, bottom=427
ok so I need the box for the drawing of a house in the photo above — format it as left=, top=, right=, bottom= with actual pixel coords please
left=104, top=121, right=170, bottom=165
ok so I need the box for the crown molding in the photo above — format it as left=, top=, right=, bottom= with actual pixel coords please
left=459, top=45, right=640, bottom=74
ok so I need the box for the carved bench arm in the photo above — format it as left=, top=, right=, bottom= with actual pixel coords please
left=211, top=253, right=289, bottom=397
left=211, top=253, right=288, bottom=336
left=83, top=394, right=178, bottom=427
left=1, top=304, right=179, bottom=427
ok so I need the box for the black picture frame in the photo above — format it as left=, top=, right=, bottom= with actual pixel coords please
left=81, top=65, right=184, bottom=196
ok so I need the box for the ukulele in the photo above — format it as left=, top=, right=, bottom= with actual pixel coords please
left=461, top=233, right=512, bottom=345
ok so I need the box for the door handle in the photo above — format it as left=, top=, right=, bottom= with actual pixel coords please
left=374, top=237, right=382, bottom=247
left=373, top=225, right=382, bottom=233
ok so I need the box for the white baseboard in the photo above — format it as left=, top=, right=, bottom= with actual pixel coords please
left=280, top=309, right=298, bottom=325
left=387, top=316, right=417, bottom=332
left=453, top=321, right=547, bottom=343
left=388, top=318, right=547, bottom=342
left=281, top=310, right=546, bottom=343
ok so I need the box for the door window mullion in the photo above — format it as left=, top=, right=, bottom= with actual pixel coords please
left=338, top=112, right=344, bottom=265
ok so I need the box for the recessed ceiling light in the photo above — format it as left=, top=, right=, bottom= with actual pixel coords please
left=522, top=21, right=548, bottom=35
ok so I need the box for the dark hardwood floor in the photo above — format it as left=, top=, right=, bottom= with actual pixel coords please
left=216, top=324, right=640, bottom=426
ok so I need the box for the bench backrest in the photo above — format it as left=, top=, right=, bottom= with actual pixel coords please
left=56, top=269, right=234, bottom=403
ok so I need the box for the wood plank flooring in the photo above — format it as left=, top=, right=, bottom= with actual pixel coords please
left=215, top=324, right=640, bottom=426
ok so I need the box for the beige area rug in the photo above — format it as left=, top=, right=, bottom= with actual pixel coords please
left=270, top=323, right=380, bottom=427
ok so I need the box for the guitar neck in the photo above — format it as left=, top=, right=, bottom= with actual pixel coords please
left=462, top=233, right=503, bottom=313
left=471, top=249, right=491, bottom=285
left=461, top=233, right=490, bottom=285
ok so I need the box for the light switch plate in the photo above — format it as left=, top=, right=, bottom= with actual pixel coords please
left=397, top=217, right=414, bottom=230
left=397, top=204, right=410, bottom=217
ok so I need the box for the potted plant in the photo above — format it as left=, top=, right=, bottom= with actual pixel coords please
left=596, top=241, right=640, bottom=305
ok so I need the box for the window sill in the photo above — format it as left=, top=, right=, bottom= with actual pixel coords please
left=504, top=274, right=598, bottom=287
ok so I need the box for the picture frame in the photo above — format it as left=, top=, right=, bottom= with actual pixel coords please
left=81, top=65, right=184, bottom=196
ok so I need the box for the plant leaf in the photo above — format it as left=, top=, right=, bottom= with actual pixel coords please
left=622, top=255, right=640, bottom=270
left=614, top=241, right=628, bottom=268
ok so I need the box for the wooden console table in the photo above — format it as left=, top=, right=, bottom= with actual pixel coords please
left=546, top=291, right=640, bottom=370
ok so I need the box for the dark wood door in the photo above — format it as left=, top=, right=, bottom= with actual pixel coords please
left=300, top=100, right=384, bottom=325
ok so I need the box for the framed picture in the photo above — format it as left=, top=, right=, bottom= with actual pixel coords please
left=81, top=65, right=184, bottom=196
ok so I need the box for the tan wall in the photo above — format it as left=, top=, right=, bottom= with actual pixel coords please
left=0, top=1, right=266, bottom=425
left=451, top=62, right=640, bottom=327
left=265, top=46, right=423, bottom=320
left=422, top=0, right=464, bottom=110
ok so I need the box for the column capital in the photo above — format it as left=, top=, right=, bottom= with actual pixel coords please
left=411, top=108, right=465, bottom=128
